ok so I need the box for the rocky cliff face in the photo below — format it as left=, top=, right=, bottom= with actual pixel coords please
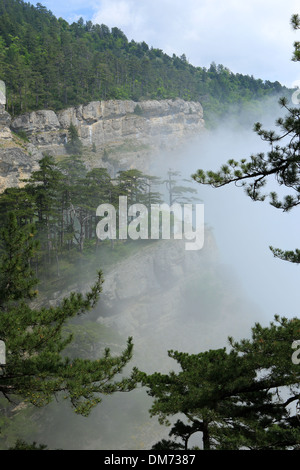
left=9, top=99, right=205, bottom=175
left=0, top=98, right=204, bottom=192
left=0, top=109, right=43, bottom=192
left=94, top=236, right=256, bottom=372
left=11, top=99, right=204, bottom=150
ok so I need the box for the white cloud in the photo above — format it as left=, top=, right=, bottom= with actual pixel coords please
left=90, top=0, right=300, bottom=85
left=92, top=0, right=139, bottom=29
left=39, top=0, right=300, bottom=86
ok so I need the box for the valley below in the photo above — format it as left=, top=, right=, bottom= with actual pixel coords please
left=26, top=234, right=260, bottom=450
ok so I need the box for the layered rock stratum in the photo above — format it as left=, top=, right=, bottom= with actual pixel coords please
left=0, top=98, right=205, bottom=191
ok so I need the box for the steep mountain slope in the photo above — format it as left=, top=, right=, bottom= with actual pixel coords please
left=0, top=0, right=288, bottom=125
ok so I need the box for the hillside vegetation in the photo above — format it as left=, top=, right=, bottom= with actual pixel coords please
left=0, top=0, right=288, bottom=125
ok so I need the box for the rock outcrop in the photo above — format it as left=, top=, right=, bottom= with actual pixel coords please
left=0, top=114, right=42, bottom=193
left=0, top=81, right=45, bottom=191
left=0, top=98, right=205, bottom=191
left=10, top=99, right=205, bottom=174
left=0, top=146, right=41, bottom=192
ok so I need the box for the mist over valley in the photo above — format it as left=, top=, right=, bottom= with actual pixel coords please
left=0, top=0, right=299, bottom=451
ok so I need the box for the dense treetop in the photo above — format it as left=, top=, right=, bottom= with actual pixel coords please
left=0, top=0, right=288, bottom=124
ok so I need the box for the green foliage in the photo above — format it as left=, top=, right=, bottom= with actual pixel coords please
left=140, top=15, right=300, bottom=451
left=0, top=214, right=139, bottom=427
left=291, top=14, right=300, bottom=61
left=102, top=149, right=109, bottom=162
left=133, top=104, right=143, bottom=116
left=8, top=439, right=48, bottom=450
left=0, top=213, right=38, bottom=303
left=12, top=129, right=29, bottom=142
left=192, top=16, right=300, bottom=263
left=0, top=398, right=38, bottom=449
left=0, top=0, right=288, bottom=125
left=142, top=316, right=300, bottom=450
left=65, top=124, right=83, bottom=155
left=164, top=169, right=200, bottom=206
left=0, top=156, right=188, bottom=291
left=193, top=98, right=300, bottom=264
left=141, top=16, right=300, bottom=451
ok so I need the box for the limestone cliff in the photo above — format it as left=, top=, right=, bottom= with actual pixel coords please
left=0, top=98, right=204, bottom=192
left=0, top=109, right=42, bottom=192
left=9, top=99, right=205, bottom=174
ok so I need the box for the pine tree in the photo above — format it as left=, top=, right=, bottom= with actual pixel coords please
left=0, top=214, right=138, bottom=417
left=164, top=169, right=199, bottom=206
left=142, top=316, right=300, bottom=450
left=192, top=15, right=300, bottom=263
left=0, top=0, right=287, bottom=120
left=0, top=213, right=38, bottom=304
left=25, top=155, right=64, bottom=264
left=142, top=16, right=300, bottom=451
left=65, top=123, right=83, bottom=156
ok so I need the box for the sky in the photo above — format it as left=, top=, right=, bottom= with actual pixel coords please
left=35, top=0, right=300, bottom=87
